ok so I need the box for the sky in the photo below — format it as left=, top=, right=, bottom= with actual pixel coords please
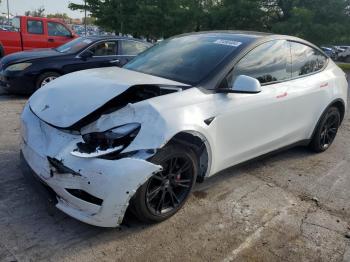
left=0, top=0, right=85, bottom=18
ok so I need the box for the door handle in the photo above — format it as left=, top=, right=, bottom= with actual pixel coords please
left=109, top=59, right=120, bottom=64
left=276, top=92, right=288, bottom=99
left=48, top=38, right=55, bottom=42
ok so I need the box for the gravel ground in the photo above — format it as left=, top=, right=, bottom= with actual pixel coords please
left=0, top=85, right=350, bottom=262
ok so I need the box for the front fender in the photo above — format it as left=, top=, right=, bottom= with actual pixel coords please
left=81, top=96, right=219, bottom=176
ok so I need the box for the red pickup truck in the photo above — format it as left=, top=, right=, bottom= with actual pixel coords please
left=0, top=16, right=77, bottom=57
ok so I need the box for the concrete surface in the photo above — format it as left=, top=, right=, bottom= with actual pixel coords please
left=0, top=91, right=350, bottom=262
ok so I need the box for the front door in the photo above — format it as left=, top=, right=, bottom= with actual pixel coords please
left=65, top=40, right=120, bottom=73
left=214, top=40, right=296, bottom=170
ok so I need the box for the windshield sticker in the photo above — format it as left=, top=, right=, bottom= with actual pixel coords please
left=214, top=39, right=242, bottom=47
left=83, top=39, right=93, bottom=44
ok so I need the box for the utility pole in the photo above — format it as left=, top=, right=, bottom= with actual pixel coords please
left=84, top=0, right=87, bottom=36
left=6, top=0, right=10, bottom=24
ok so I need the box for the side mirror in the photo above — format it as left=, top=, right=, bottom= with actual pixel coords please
left=216, top=75, right=262, bottom=94
left=231, top=75, right=262, bottom=94
left=80, top=50, right=94, bottom=59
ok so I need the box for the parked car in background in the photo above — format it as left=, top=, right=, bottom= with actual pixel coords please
left=335, top=45, right=350, bottom=62
left=0, top=36, right=151, bottom=94
left=20, top=31, right=348, bottom=227
left=0, top=16, right=77, bottom=57
left=321, top=46, right=337, bottom=60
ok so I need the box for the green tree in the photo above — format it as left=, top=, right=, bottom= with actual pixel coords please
left=68, top=0, right=350, bottom=44
left=47, top=13, right=70, bottom=19
left=25, top=7, right=45, bottom=17
left=210, top=0, right=266, bottom=31
left=268, top=0, right=350, bottom=44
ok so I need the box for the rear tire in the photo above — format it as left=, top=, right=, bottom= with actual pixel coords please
left=36, top=72, right=61, bottom=89
left=131, top=144, right=198, bottom=223
left=310, top=107, right=340, bottom=153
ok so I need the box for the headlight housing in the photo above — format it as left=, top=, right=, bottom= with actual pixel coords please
left=5, top=62, right=32, bottom=72
left=71, top=123, right=141, bottom=158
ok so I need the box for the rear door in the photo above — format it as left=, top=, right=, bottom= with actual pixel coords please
left=21, top=18, right=48, bottom=50
left=286, top=41, right=329, bottom=139
left=47, top=21, right=73, bottom=48
left=118, top=40, right=150, bottom=65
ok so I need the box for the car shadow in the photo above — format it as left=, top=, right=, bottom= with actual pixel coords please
left=0, top=94, right=29, bottom=102
left=193, top=145, right=312, bottom=192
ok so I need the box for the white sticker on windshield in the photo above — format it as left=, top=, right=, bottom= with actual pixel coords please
left=214, top=39, right=242, bottom=47
left=83, top=39, right=93, bottom=44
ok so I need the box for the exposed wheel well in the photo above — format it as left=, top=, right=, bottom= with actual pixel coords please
left=331, top=100, right=345, bottom=123
left=166, top=131, right=211, bottom=182
left=37, top=69, right=63, bottom=80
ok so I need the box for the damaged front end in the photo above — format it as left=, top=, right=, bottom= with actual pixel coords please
left=20, top=103, right=164, bottom=227
left=19, top=68, right=193, bottom=227
left=20, top=67, right=215, bottom=227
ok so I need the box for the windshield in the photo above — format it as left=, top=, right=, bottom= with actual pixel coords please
left=124, top=34, right=244, bottom=85
left=56, top=37, right=93, bottom=53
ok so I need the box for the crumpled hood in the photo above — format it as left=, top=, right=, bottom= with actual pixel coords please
left=29, top=67, right=188, bottom=128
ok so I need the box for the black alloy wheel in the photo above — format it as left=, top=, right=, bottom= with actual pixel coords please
left=146, top=155, right=193, bottom=215
left=131, top=144, right=197, bottom=223
left=310, top=107, right=341, bottom=152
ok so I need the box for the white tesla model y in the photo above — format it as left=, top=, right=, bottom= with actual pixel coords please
left=20, top=32, right=348, bottom=227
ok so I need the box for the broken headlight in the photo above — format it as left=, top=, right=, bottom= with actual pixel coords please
left=71, top=123, right=141, bottom=158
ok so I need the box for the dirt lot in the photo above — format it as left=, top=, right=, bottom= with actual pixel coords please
left=0, top=87, right=350, bottom=262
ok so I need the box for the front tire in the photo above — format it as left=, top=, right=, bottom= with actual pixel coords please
left=131, top=144, right=198, bottom=223
left=36, top=72, right=61, bottom=89
left=310, top=107, right=340, bottom=153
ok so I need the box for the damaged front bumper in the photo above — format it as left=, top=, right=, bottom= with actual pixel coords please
left=20, top=104, right=161, bottom=227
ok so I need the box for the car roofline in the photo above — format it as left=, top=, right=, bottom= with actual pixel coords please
left=193, top=32, right=327, bottom=89
left=83, top=36, right=150, bottom=44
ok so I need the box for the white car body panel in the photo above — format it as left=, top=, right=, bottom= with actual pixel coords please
left=21, top=44, right=348, bottom=227
left=29, top=67, right=189, bottom=128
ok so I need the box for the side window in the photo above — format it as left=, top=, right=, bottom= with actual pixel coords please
left=290, top=42, right=327, bottom=77
left=229, top=40, right=292, bottom=85
left=48, top=22, right=71, bottom=37
left=11, top=17, right=20, bottom=32
left=88, top=41, right=118, bottom=56
left=120, top=41, right=149, bottom=56
left=27, top=20, right=44, bottom=34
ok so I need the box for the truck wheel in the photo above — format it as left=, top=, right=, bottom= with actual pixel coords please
left=0, top=45, right=4, bottom=58
left=345, top=56, right=350, bottom=63
left=36, top=72, right=61, bottom=89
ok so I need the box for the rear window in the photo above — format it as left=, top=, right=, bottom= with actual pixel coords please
left=27, top=20, right=44, bottom=34
left=291, top=42, right=327, bottom=77
left=11, top=17, right=20, bottom=32
left=119, top=40, right=149, bottom=56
